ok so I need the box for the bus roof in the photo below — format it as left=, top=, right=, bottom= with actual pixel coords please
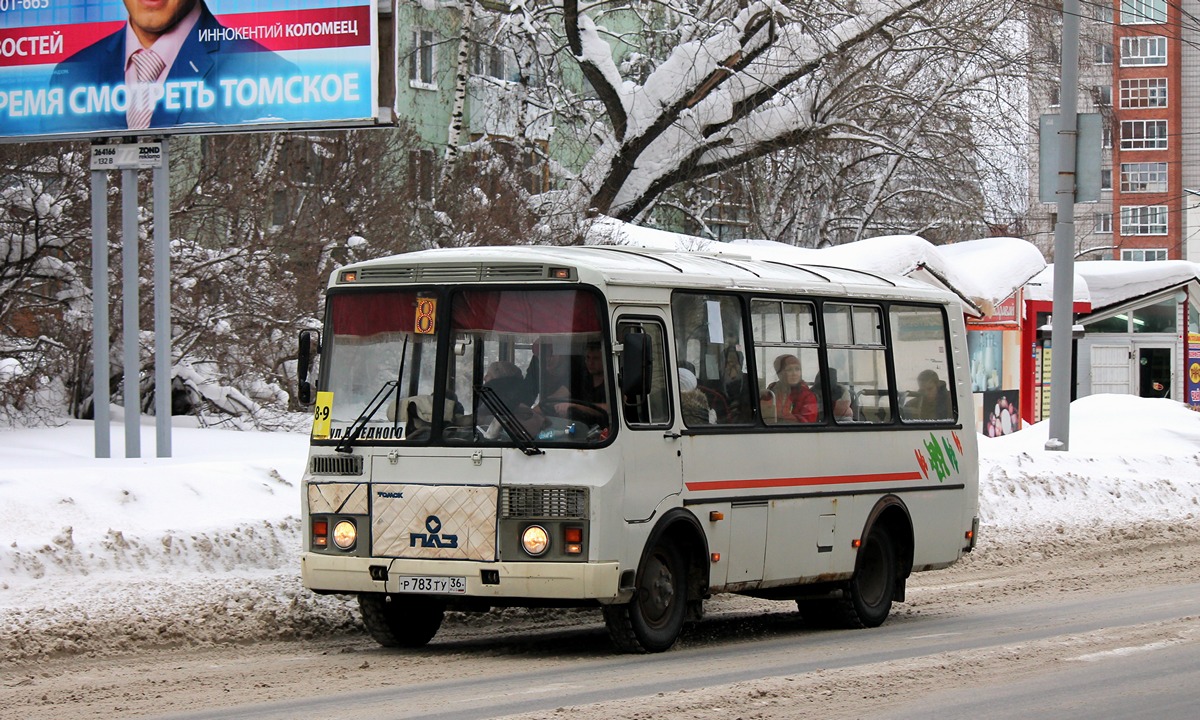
left=333, top=245, right=954, bottom=304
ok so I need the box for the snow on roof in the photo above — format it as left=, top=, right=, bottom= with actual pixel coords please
left=1073, top=260, right=1200, bottom=312
left=1021, top=265, right=1091, bottom=305
left=1026, top=260, right=1200, bottom=311
left=588, top=218, right=1047, bottom=317
left=586, top=216, right=710, bottom=251
left=936, top=237, right=1047, bottom=307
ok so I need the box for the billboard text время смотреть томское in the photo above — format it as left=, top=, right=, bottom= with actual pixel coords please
left=0, top=0, right=378, bottom=140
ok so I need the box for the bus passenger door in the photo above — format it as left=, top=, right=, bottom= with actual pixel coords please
left=616, top=313, right=682, bottom=522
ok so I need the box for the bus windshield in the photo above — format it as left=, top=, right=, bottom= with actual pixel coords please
left=319, top=287, right=611, bottom=447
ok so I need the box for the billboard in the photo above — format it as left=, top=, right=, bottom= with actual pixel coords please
left=0, top=0, right=378, bottom=140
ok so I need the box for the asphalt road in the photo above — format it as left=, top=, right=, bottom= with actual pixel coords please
left=147, top=582, right=1200, bottom=720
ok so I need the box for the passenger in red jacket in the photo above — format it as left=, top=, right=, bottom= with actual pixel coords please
left=764, top=354, right=819, bottom=423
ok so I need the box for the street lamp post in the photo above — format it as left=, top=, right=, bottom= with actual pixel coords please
left=1047, top=0, right=1080, bottom=451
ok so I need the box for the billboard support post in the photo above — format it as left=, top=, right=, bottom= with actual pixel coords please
left=121, top=168, right=141, bottom=459
left=153, top=139, right=172, bottom=458
left=91, top=169, right=111, bottom=459
left=89, top=140, right=171, bottom=459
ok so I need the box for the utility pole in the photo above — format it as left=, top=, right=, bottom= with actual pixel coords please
left=1046, top=0, right=1080, bottom=451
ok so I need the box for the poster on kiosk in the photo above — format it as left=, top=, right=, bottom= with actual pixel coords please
left=0, top=0, right=378, bottom=140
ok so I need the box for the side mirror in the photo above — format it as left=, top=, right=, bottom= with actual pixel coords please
left=620, top=331, right=652, bottom=397
left=297, top=329, right=320, bottom=406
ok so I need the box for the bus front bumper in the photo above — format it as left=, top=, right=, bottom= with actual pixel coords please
left=302, top=553, right=624, bottom=602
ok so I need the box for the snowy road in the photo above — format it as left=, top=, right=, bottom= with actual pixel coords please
left=5, top=519, right=1200, bottom=720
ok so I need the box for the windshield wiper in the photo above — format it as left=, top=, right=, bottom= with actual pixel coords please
left=335, top=380, right=398, bottom=454
left=476, top=385, right=543, bottom=456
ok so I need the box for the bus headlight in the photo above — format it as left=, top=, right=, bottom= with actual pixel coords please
left=521, top=525, right=550, bottom=557
left=332, top=520, right=357, bottom=550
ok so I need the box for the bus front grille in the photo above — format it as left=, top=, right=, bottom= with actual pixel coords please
left=309, top=455, right=364, bottom=476
left=501, top=487, right=587, bottom=519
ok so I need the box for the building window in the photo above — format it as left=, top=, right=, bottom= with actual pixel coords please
left=1094, top=42, right=1114, bottom=65
left=1119, top=162, right=1169, bottom=193
left=1120, top=120, right=1168, bottom=150
left=1120, top=36, right=1167, bottom=66
left=474, top=43, right=519, bottom=82
left=1095, top=212, right=1113, bottom=234
left=1093, top=85, right=1112, bottom=106
left=1049, top=84, right=1060, bottom=107
left=1120, top=0, right=1167, bottom=24
left=1101, top=168, right=1112, bottom=190
left=1121, top=248, right=1168, bottom=261
left=1120, top=78, right=1168, bottom=108
left=1120, top=206, right=1168, bottom=235
left=1102, top=122, right=1113, bottom=149
left=1094, top=2, right=1114, bottom=22
left=409, top=29, right=436, bottom=89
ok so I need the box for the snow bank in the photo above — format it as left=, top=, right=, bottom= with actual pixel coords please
left=0, top=420, right=307, bottom=595
left=978, top=395, right=1200, bottom=537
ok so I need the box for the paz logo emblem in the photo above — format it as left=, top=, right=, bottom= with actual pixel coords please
left=410, top=514, right=459, bottom=549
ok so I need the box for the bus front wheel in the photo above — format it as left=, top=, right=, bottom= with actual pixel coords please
left=359, top=593, right=445, bottom=648
left=603, top=541, right=687, bottom=653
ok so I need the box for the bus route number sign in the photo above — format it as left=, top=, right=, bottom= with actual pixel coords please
left=312, top=391, right=334, bottom=440
left=415, top=297, right=437, bottom=335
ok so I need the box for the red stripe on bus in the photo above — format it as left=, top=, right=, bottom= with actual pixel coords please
left=685, top=471, right=924, bottom=492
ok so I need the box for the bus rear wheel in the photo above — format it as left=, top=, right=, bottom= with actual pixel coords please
left=603, top=541, right=687, bottom=653
left=837, top=526, right=897, bottom=628
left=359, top=593, right=445, bottom=648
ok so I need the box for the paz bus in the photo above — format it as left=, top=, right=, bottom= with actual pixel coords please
left=297, top=244, right=979, bottom=652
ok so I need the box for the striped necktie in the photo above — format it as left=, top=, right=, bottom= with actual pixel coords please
left=127, top=49, right=165, bottom=130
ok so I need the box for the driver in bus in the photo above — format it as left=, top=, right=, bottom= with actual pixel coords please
left=539, top=341, right=609, bottom=425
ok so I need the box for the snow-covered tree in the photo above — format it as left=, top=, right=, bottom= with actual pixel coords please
left=163, top=129, right=431, bottom=419
left=0, top=146, right=92, bottom=421
left=505, top=0, right=1031, bottom=243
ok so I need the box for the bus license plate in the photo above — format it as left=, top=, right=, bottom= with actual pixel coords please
left=396, top=575, right=467, bottom=594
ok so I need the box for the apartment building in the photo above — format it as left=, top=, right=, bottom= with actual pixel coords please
left=1031, top=0, right=1199, bottom=262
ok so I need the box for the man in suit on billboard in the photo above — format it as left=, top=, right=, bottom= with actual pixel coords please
left=50, top=0, right=297, bottom=133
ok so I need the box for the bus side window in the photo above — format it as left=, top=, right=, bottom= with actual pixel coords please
left=751, top=299, right=822, bottom=425
left=824, top=303, right=891, bottom=424
left=670, top=293, right=751, bottom=426
left=890, top=305, right=955, bottom=423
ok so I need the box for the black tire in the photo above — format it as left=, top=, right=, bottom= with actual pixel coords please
left=603, top=541, right=687, bottom=653
left=358, top=593, right=445, bottom=648
left=835, top=526, right=897, bottom=628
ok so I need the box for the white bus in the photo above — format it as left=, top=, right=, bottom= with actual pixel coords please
left=298, top=245, right=979, bottom=652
